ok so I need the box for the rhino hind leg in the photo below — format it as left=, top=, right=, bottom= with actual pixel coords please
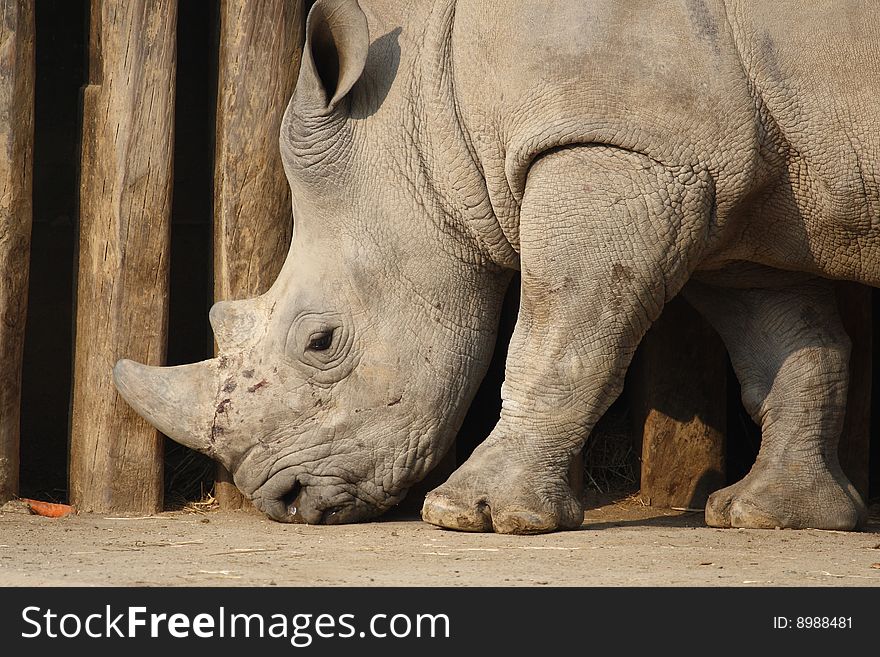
left=684, top=275, right=867, bottom=530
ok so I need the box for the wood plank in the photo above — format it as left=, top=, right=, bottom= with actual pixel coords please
left=212, top=0, right=304, bottom=509
left=69, top=0, right=177, bottom=514
left=0, top=0, right=34, bottom=503
left=628, top=296, right=727, bottom=508
left=835, top=281, right=872, bottom=500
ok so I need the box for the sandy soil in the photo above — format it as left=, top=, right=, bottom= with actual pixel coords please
left=1, top=498, right=879, bottom=587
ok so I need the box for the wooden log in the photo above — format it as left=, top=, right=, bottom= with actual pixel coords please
left=0, top=0, right=34, bottom=504
left=835, top=282, right=872, bottom=500
left=212, top=0, right=304, bottom=509
left=69, top=1, right=176, bottom=514
left=628, top=296, right=727, bottom=508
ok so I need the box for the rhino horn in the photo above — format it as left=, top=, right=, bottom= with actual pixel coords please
left=113, top=358, right=219, bottom=457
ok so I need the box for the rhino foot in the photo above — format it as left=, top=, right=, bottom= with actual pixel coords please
left=421, top=445, right=584, bottom=534
left=705, top=464, right=867, bottom=531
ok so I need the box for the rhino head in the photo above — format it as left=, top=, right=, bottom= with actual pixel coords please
left=114, top=0, right=508, bottom=523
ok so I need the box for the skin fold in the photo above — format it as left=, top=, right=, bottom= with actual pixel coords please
left=114, top=0, right=878, bottom=533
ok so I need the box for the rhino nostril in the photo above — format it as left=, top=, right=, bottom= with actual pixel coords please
left=320, top=506, right=344, bottom=524
left=282, top=480, right=302, bottom=517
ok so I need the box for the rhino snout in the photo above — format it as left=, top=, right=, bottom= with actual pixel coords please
left=261, top=477, right=317, bottom=524
left=257, top=472, right=348, bottom=525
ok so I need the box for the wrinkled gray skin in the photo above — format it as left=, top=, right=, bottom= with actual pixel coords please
left=114, top=0, right=878, bottom=533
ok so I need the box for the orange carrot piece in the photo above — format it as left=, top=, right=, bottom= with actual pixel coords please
left=20, top=498, right=75, bottom=518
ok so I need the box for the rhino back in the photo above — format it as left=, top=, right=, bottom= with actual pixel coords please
left=449, top=0, right=762, bottom=246
left=724, top=0, right=880, bottom=285
left=363, top=1, right=878, bottom=284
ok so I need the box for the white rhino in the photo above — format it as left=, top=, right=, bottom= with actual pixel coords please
left=114, top=0, right=877, bottom=533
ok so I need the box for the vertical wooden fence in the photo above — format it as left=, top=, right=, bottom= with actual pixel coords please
left=212, top=0, right=304, bottom=510
left=0, top=0, right=875, bottom=514
left=0, top=0, right=305, bottom=513
left=69, top=0, right=177, bottom=514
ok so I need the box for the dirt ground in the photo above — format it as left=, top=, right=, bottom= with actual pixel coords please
left=1, top=497, right=879, bottom=587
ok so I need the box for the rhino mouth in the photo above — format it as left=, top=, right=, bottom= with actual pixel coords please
left=257, top=469, right=360, bottom=525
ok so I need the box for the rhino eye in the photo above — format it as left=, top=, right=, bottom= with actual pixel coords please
left=307, top=330, right=334, bottom=352
left=288, top=313, right=352, bottom=376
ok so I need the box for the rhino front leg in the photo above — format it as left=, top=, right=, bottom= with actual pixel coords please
left=422, top=145, right=714, bottom=534
left=683, top=275, right=867, bottom=530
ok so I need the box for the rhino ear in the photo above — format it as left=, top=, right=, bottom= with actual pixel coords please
left=299, top=0, right=370, bottom=110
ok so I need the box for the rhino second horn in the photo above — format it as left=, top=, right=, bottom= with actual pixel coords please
left=113, top=358, right=218, bottom=457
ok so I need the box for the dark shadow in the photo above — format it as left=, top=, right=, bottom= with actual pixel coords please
left=627, top=295, right=727, bottom=433
left=164, top=0, right=220, bottom=507
left=400, top=515, right=718, bottom=534
left=726, top=364, right=762, bottom=485
left=350, top=28, right=401, bottom=120
left=455, top=275, right=520, bottom=464
left=872, top=287, right=879, bottom=501
left=584, top=514, right=708, bottom=531
left=687, top=468, right=726, bottom=510
left=19, top=0, right=88, bottom=502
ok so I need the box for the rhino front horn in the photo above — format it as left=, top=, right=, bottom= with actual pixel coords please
left=113, top=358, right=219, bottom=457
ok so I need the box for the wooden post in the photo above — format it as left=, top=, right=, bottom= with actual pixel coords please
left=628, top=296, right=727, bottom=508
left=69, top=1, right=176, bottom=514
left=212, top=0, right=304, bottom=509
left=0, top=0, right=34, bottom=504
left=835, top=282, right=872, bottom=500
